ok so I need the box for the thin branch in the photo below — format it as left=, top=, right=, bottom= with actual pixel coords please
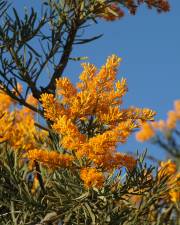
left=44, top=20, right=80, bottom=93
left=0, top=84, right=43, bottom=115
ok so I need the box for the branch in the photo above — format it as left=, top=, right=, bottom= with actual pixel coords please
left=44, top=21, right=80, bottom=93
left=0, top=84, right=43, bottom=115
left=7, top=45, right=42, bottom=99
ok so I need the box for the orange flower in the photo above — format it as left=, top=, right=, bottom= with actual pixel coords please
left=40, top=93, right=66, bottom=122
left=136, top=122, right=155, bottom=142
left=41, top=55, right=155, bottom=174
left=56, top=77, right=77, bottom=104
left=0, top=89, right=12, bottom=112
left=27, top=149, right=74, bottom=168
left=0, top=90, right=45, bottom=151
left=80, top=168, right=104, bottom=188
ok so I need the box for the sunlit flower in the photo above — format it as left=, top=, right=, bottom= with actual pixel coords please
left=27, top=149, right=74, bottom=168
left=80, top=168, right=104, bottom=188
left=40, top=55, right=155, bottom=176
left=136, top=122, right=155, bottom=142
left=0, top=89, right=48, bottom=152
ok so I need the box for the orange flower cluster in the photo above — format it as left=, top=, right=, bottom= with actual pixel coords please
left=158, top=160, right=180, bottom=203
left=80, top=168, right=104, bottom=188
left=0, top=89, right=47, bottom=151
left=27, top=149, right=73, bottom=169
left=0, top=89, right=12, bottom=112
left=97, top=0, right=170, bottom=21
left=136, top=100, right=180, bottom=142
left=40, top=55, right=155, bottom=188
left=136, top=122, right=155, bottom=142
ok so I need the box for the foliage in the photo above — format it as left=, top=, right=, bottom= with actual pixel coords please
left=1, top=146, right=179, bottom=225
left=0, top=0, right=178, bottom=224
left=0, top=56, right=179, bottom=224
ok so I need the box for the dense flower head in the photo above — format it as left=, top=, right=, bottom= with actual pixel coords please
left=27, top=149, right=74, bottom=169
left=41, top=55, right=155, bottom=187
left=0, top=112, right=14, bottom=143
left=0, top=89, right=12, bottom=112
left=80, top=168, right=104, bottom=188
left=136, top=100, right=180, bottom=142
left=0, top=88, right=47, bottom=151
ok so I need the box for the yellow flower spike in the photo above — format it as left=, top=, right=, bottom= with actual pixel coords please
left=169, top=190, right=180, bottom=203
left=52, top=115, right=86, bottom=151
left=105, top=55, right=122, bottom=73
left=115, top=78, right=128, bottom=96
left=40, top=93, right=68, bottom=122
left=70, top=91, right=97, bottom=118
left=56, top=77, right=77, bottom=102
left=97, top=106, right=123, bottom=125
left=78, top=63, right=97, bottom=84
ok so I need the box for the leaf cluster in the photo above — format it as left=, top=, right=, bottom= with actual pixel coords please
left=0, top=145, right=179, bottom=225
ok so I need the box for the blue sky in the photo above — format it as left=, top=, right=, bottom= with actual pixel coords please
left=13, top=0, right=180, bottom=161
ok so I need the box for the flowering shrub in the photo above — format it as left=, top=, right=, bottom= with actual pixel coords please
left=0, top=1, right=176, bottom=223
left=27, top=55, right=155, bottom=188
left=0, top=56, right=179, bottom=224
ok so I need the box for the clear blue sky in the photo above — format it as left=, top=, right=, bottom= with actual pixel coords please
left=13, top=0, right=180, bottom=161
